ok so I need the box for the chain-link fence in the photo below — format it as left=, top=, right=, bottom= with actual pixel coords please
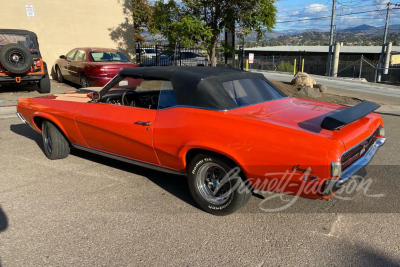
left=135, top=43, right=227, bottom=67
left=247, top=53, right=400, bottom=84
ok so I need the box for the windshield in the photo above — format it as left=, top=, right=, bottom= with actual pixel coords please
left=90, top=52, right=129, bottom=62
left=222, top=79, right=283, bottom=107
left=0, top=34, right=37, bottom=49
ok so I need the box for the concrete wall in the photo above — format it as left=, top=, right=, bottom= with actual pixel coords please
left=2, top=0, right=135, bottom=73
left=392, top=54, right=400, bottom=65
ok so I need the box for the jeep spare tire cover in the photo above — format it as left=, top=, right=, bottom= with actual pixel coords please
left=0, top=43, right=33, bottom=74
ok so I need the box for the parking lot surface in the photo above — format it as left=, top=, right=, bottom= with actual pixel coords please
left=0, top=81, right=400, bottom=266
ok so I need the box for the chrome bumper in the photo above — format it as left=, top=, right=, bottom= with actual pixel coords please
left=323, top=137, right=386, bottom=196
left=16, top=112, right=28, bottom=124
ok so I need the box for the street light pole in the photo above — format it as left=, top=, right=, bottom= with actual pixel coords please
left=327, top=0, right=337, bottom=77
left=377, top=2, right=391, bottom=82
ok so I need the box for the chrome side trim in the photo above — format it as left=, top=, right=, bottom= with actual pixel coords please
left=16, top=112, right=28, bottom=124
left=72, top=144, right=187, bottom=176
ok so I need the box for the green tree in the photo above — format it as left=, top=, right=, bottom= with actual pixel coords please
left=150, top=0, right=277, bottom=66
left=151, top=0, right=212, bottom=48
left=131, top=0, right=153, bottom=43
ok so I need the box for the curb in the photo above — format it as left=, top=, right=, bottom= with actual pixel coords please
left=0, top=106, right=17, bottom=119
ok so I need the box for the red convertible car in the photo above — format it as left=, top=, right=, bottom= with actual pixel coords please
left=16, top=67, right=385, bottom=215
left=53, top=47, right=139, bottom=88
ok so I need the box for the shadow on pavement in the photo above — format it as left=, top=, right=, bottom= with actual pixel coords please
left=344, top=243, right=400, bottom=267
left=71, top=149, right=199, bottom=211
left=0, top=206, right=8, bottom=232
left=10, top=123, right=43, bottom=152
left=0, top=83, right=38, bottom=93
left=9, top=123, right=199, bottom=210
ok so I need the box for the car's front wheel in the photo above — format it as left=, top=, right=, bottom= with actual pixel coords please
left=42, top=121, right=70, bottom=160
left=187, top=154, right=252, bottom=216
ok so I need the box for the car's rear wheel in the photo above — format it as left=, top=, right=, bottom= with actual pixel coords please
left=187, top=154, right=252, bottom=216
left=0, top=44, right=33, bottom=74
left=37, top=74, right=51, bottom=94
left=80, top=74, right=90, bottom=88
left=42, top=121, right=70, bottom=160
left=56, top=66, right=64, bottom=83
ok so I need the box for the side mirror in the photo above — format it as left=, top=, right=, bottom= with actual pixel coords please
left=87, top=92, right=100, bottom=102
left=59, top=55, right=66, bottom=59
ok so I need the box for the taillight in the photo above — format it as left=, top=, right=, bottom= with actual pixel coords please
left=35, top=60, right=42, bottom=67
left=92, top=66, right=107, bottom=76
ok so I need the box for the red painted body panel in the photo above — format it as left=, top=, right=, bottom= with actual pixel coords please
left=17, top=92, right=384, bottom=199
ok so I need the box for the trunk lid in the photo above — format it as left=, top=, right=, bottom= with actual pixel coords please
left=228, top=97, right=382, bottom=150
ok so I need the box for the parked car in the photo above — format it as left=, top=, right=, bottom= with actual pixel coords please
left=136, top=48, right=158, bottom=60
left=53, top=47, right=139, bottom=87
left=17, top=67, right=385, bottom=215
left=140, top=51, right=208, bottom=67
left=0, top=29, right=50, bottom=93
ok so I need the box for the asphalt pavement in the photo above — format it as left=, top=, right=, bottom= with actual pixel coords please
left=0, top=79, right=400, bottom=266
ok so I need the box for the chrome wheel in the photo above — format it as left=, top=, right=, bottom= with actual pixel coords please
left=195, top=162, right=232, bottom=205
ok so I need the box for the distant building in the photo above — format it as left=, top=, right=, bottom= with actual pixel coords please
left=2, top=1, right=135, bottom=70
left=243, top=46, right=400, bottom=83
left=245, top=46, right=400, bottom=62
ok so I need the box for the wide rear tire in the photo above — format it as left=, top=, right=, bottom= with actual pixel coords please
left=187, top=154, right=252, bottom=216
left=42, top=121, right=70, bottom=160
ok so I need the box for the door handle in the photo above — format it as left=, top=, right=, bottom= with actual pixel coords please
left=134, top=121, right=151, bottom=126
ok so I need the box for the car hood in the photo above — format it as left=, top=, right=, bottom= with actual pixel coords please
left=227, top=97, right=382, bottom=149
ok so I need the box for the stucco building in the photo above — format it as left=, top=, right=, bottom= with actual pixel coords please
left=3, top=0, right=135, bottom=72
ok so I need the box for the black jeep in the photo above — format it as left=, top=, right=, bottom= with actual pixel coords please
left=0, top=29, right=50, bottom=93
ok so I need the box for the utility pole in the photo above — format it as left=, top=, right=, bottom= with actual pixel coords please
left=377, top=2, right=391, bottom=82
left=327, top=0, right=337, bottom=77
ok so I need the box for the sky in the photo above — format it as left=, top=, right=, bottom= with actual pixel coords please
left=274, top=0, right=400, bottom=31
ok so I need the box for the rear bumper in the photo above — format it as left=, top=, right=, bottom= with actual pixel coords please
left=0, top=73, right=45, bottom=83
left=322, top=137, right=386, bottom=196
left=87, top=76, right=111, bottom=87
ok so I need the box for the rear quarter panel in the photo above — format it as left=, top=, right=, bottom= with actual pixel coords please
left=153, top=107, right=334, bottom=198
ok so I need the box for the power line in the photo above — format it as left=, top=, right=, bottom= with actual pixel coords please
left=276, top=8, right=400, bottom=23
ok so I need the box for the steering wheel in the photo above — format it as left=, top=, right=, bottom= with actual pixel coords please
left=122, top=90, right=137, bottom=106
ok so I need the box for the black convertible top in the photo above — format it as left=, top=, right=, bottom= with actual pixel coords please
left=117, top=67, right=285, bottom=110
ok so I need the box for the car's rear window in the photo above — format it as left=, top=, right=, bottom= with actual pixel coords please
left=222, top=79, right=283, bottom=107
left=90, top=52, right=129, bottom=62
left=0, top=34, right=37, bottom=49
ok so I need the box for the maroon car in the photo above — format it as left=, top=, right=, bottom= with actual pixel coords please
left=53, top=47, right=139, bottom=87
